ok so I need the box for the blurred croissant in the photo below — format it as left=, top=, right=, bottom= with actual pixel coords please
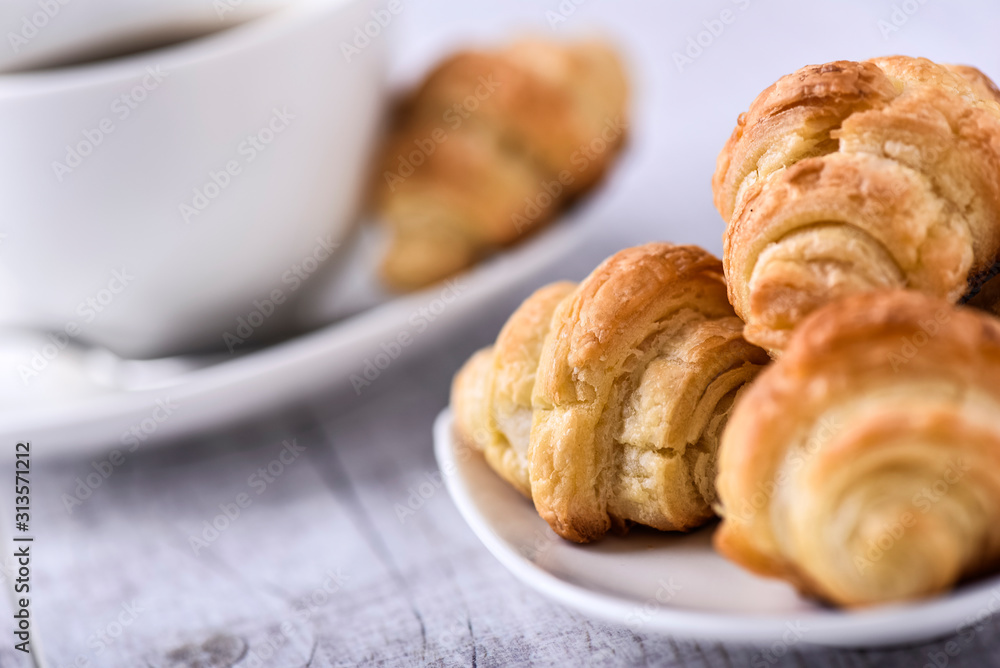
left=452, top=243, right=768, bottom=542
left=713, top=56, right=1000, bottom=354
left=374, top=39, right=628, bottom=290
left=715, top=290, right=1000, bottom=607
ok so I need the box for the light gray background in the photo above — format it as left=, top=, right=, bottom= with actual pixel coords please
left=391, top=0, right=1000, bottom=266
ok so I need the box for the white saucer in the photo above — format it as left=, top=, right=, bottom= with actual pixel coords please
left=433, top=408, right=1000, bottom=647
left=0, top=211, right=592, bottom=458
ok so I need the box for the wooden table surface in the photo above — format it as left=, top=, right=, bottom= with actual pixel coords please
left=18, top=318, right=1000, bottom=667
left=12, top=1, right=1000, bottom=666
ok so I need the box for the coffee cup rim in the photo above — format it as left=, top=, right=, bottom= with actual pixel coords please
left=0, top=0, right=358, bottom=96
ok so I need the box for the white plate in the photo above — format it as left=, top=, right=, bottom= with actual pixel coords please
left=0, top=211, right=593, bottom=458
left=433, top=408, right=1000, bottom=647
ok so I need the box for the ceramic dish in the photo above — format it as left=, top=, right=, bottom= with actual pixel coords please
left=433, top=408, right=1000, bottom=647
left=0, top=0, right=385, bottom=357
left=2, top=208, right=598, bottom=458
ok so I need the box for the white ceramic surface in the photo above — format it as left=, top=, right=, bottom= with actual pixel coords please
left=433, top=409, right=1000, bottom=647
left=0, top=0, right=296, bottom=73
left=2, top=208, right=595, bottom=457
left=0, top=0, right=387, bottom=357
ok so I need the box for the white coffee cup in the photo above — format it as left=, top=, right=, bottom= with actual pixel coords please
left=0, top=0, right=298, bottom=73
left=0, top=0, right=389, bottom=358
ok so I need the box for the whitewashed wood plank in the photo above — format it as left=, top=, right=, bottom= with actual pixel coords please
left=299, top=333, right=1000, bottom=668
left=29, top=417, right=391, bottom=668
left=22, top=325, right=1000, bottom=668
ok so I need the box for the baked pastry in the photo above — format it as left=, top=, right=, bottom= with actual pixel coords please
left=715, top=290, right=1000, bottom=607
left=712, top=56, right=1000, bottom=354
left=374, top=39, right=628, bottom=290
left=452, top=243, right=769, bottom=542
left=452, top=281, right=576, bottom=498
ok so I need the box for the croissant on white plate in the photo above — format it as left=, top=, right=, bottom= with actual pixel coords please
left=452, top=242, right=769, bottom=542
left=715, top=290, right=1000, bottom=607
left=374, top=38, right=628, bottom=291
left=713, top=56, right=1000, bottom=354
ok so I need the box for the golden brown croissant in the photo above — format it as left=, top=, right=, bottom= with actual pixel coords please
left=715, top=290, right=1000, bottom=607
left=374, top=39, right=628, bottom=290
left=452, top=243, right=769, bottom=542
left=713, top=56, right=1000, bottom=354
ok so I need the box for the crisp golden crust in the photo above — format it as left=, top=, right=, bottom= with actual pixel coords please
left=452, top=242, right=769, bottom=543
left=451, top=281, right=576, bottom=496
left=948, top=63, right=1000, bottom=103
left=713, top=60, right=897, bottom=222
left=715, top=290, right=1000, bottom=606
left=375, top=39, right=629, bottom=290
left=713, top=56, right=1000, bottom=354
left=725, top=152, right=971, bottom=351
left=452, top=347, right=494, bottom=451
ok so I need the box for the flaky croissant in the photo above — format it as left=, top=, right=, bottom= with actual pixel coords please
left=715, top=290, right=1000, bottom=607
left=452, top=243, right=768, bottom=542
left=713, top=56, right=1000, bottom=354
left=374, top=39, right=628, bottom=290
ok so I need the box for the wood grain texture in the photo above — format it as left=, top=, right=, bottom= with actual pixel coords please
left=22, top=323, right=1000, bottom=668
